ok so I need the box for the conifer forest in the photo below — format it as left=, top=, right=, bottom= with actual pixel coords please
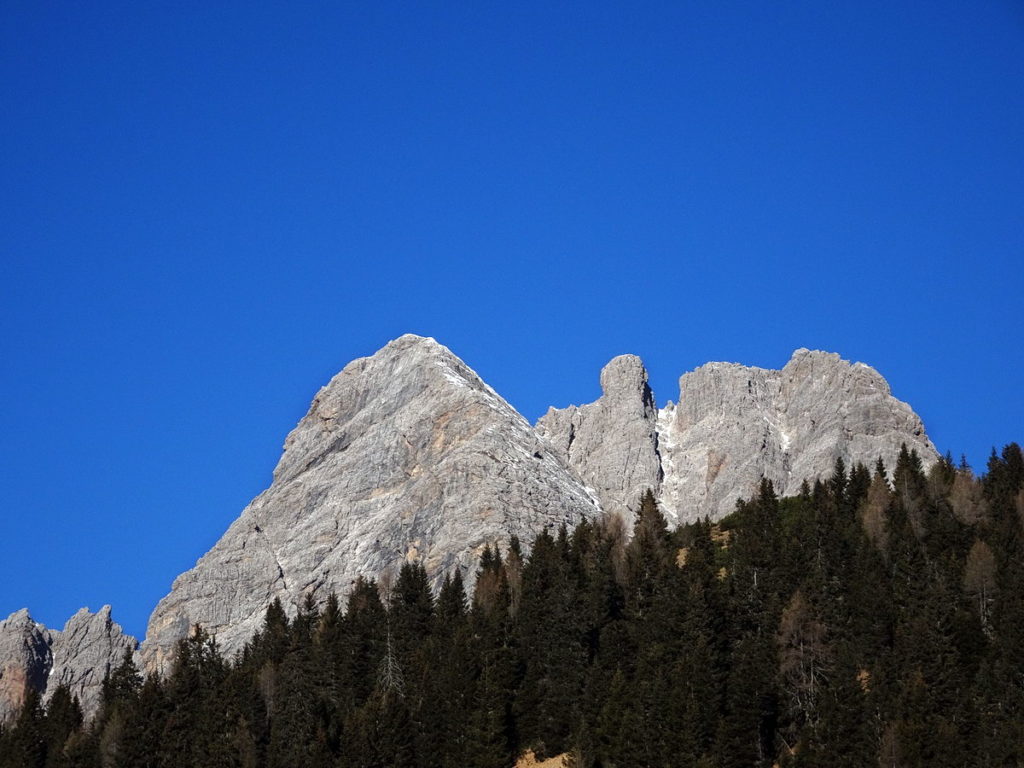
left=3, top=443, right=1023, bottom=768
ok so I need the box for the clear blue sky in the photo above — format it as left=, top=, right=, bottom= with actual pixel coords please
left=2, top=1, right=1021, bottom=640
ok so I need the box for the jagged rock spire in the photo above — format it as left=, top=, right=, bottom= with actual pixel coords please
left=0, top=606, right=136, bottom=722
left=536, top=354, right=662, bottom=522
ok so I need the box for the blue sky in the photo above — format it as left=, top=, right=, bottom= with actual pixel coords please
left=2, top=1, right=1021, bottom=640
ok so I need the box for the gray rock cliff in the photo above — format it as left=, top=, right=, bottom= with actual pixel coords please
left=141, top=335, right=601, bottom=670
left=0, top=609, right=53, bottom=722
left=0, top=340, right=943, bottom=712
left=539, top=349, right=937, bottom=524
left=0, top=607, right=137, bottom=722
left=657, top=349, right=937, bottom=521
left=46, top=606, right=137, bottom=716
left=535, top=355, right=662, bottom=522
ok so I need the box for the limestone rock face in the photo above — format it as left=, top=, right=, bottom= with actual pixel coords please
left=0, top=606, right=136, bottom=721
left=657, top=349, right=937, bottom=522
left=536, top=355, right=662, bottom=522
left=0, top=609, right=53, bottom=722
left=142, top=335, right=600, bottom=669
left=47, top=606, right=137, bottom=716
left=539, top=349, right=936, bottom=525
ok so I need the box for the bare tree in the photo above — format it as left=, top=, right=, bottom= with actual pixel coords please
left=777, top=590, right=830, bottom=732
left=963, top=539, right=997, bottom=635
left=377, top=623, right=405, bottom=699
left=859, top=473, right=892, bottom=554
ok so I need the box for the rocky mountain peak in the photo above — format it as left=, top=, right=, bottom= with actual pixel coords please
left=3, top=337, right=939, bottom=713
left=0, top=606, right=136, bottom=722
left=598, top=354, right=655, bottom=409
left=273, top=334, right=493, bottom=485
left=657, top=349, right=936, bottom=521
left=47, top=606, right=137, bottom=716
left=0, top=610, right=52, bottom=721
left=142, top=336, right=599, bottom=669
left=536, top=354, right=662, bottom=521
left=541, top=348, right=937, bottom=524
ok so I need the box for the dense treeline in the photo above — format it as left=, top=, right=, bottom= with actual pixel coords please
left=2, top=443, right=1023, bottom=768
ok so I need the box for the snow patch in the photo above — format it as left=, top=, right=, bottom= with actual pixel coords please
left=655, top=405, right=680, bottom=526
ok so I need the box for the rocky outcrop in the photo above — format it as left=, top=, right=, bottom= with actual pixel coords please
left=142, top=335, right=601, bottom=670
left=0, top=609, right=53, bottom=722
left=540, top=349, right=937, bottom=524
left=657, top=349, right=937, bottom=522
left=47, top=606, right=137, bottom=716
left=536, top=355, right=662, bottom=522
left=0, top=606, right=136, bottom=722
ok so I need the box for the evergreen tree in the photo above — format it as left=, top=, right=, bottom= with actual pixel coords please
left=463, top=666, right=514, bottom=768
left=339, top=578, right=386, bottom=710
left=42, top=684, right=82, bottom=768
left=624, top=490, right=672, bottom=622
left=4, top=689, right=47, bottom=768
left=515, top=526, right=586, bottom=757
left=91, top=649, right=142, bottom=768
left=269, top=597, right=331, bottom=768
left=593, top=669, right=646, bottom=768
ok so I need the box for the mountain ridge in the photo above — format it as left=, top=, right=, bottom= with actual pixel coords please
left=1, top=335, right=938, bottom=717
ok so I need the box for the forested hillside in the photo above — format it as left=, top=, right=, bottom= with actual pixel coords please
left=3, top=444, right=1022, bottom=768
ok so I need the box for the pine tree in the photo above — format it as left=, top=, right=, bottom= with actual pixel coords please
left=593, top=669, right=646, bottom=768
left=806, top=642, right=871, bottom=768
left=624, top=490, right=672, bottom=622
left=269, top=597, right=331, bottom=768
left=92, top=649, right=142, bottom=768
left=252, top=597, right=290, bottom=667
left=435, top=571, right=468, bottom=635
left=314, top=591, right=344, bottom=753
left=389, top=561, right=434, bottom=668
left=515, top=526, right=586, bottom=757
left=339, top=578, right=386, bottom=711
left=158, top=625, right=229, bottom=767
left=42, top=684, right=82, bottom=768
left=463, top=663, right=514, bottom=768
left=127, top=673, right=170, bottom=768
left=5, top=688, right=47, bottom=768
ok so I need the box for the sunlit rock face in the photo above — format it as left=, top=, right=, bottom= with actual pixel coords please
left=141, top=335, right=600, bottom=670
left=536, top=354, right=662, bottom=525
left=0, top=609, right=52, bottom=722
left=47, top=606, right=137, bottom=716
left=540, top=349, right=936, bottom=524
left=0, top=606, right=136, bottom=722
left=657, top=349, right=935, bottom=522
left=0, top=339, right=942, bottom=712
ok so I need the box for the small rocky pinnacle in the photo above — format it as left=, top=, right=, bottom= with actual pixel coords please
left=537, top=354, right=662, bottom=523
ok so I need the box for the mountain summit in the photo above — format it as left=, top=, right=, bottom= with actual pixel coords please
left=142, top=335, right=600, bottom=669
